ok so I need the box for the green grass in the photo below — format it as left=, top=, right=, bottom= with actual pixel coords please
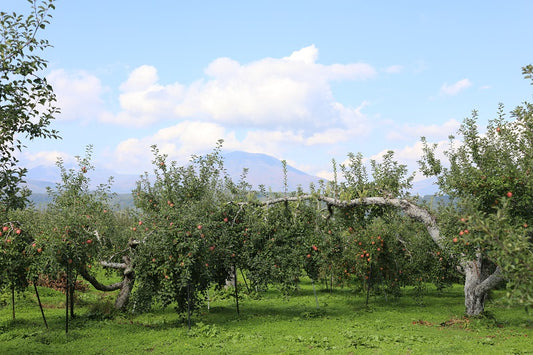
left=1, top=278, right=532, bottom=354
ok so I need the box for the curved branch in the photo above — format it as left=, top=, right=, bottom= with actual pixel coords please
left=78, top=266, right=123, bottom=292
left=250, top=195, right=445, bottom=249
left=475, top=266, right=504, bottom=296
left=100, top=261, right=126, bottom=269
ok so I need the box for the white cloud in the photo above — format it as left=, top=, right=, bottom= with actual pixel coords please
left=384, top=65, right=403, bottom=74
left=47, top=69, right=107, bottom=122
left=315, top=170, right=335, bottom=181
left=48, top=46, right=375, bottom=136
left=370, top=139, right=451, bottom=182
left=386, top=118, right=460, bottom=142
left=440, top=78, right=472, bottom=96
left=104, top=65, right=185, bottom=127
left=173, top=45, right=375, bottom=131
left=107, top=121, right=241, bottom=173
left=283, top=45, right=319, bottom=64
left=21, top=150, right=75, bottom=168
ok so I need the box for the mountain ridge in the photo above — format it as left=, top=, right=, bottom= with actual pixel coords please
left=24, top=150, right=438, bottom=199
left=24, top=151, right=323, bottom=194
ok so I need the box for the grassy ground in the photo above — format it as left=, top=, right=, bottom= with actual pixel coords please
left=1, top=277, right=532, bottom=354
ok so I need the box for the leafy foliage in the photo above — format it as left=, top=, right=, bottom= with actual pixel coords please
left=0, top=0, right=59, bottom=218
left=419, top=65, right=533, bottom=306
left=131, top=141, right=251, bottom=313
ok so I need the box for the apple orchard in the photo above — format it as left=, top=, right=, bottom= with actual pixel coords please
left=1, top=0, right=532, bottom=329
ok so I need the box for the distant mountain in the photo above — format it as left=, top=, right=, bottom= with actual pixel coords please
left=25, top=165, right=140, bottom=194
left=24, top=152, right=438, bottom=205
left=222, top=151, right=323, bottom=192
left=24, top=151, right=323, bottom=199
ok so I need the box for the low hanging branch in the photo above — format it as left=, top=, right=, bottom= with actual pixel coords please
left=248, top=194, right=506, bottom=316
left=78, top=255, right=135, bottom=310
left=250, top=195, right=444, bottom=249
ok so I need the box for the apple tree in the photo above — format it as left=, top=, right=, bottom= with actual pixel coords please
left=242, top=194, right=318, bottom=294
left=35, top=146, right=133, bottom=313
left=0, top=0, right=59, bottom=219
left=130, top=142, right=251, bottom=314
left=418, top=65, right=533, bottom=315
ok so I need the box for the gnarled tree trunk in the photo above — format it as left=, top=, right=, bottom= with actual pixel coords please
left=78, top=255, right=135, bottom=310
left=463, top=257, right=503, bottom=316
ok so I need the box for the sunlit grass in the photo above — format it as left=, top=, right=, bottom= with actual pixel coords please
left=1, top=277, right=532, bottom=354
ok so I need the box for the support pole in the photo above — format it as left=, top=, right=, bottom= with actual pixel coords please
left=11, top=287, right=15, bottom=320
left=234, top=264, right=240, bottom=315
left=34, top=282, right=48, bottom=329
left=187, top=282, right=191, bottom=330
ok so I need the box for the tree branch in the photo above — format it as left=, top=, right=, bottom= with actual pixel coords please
left=475, top=266, right=504, bottom=296
left=78, top=266, right=123, bottom=292
left=100, top=261, right=127, bottom=269
left=248, top=195, right=445, bottom=249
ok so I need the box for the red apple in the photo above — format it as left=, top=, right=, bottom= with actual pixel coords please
left=453, top=237, right=458, bottom=243
left=197, top=225, right=202, bottom=230
left=2, top=226, right=8, bottom=232
left=506, top=191, right=513, bottom=198
left=86, top=239, right=93, bottom=244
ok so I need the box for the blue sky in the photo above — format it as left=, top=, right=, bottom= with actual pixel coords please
left=6, top=0, right=533, bottom=183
